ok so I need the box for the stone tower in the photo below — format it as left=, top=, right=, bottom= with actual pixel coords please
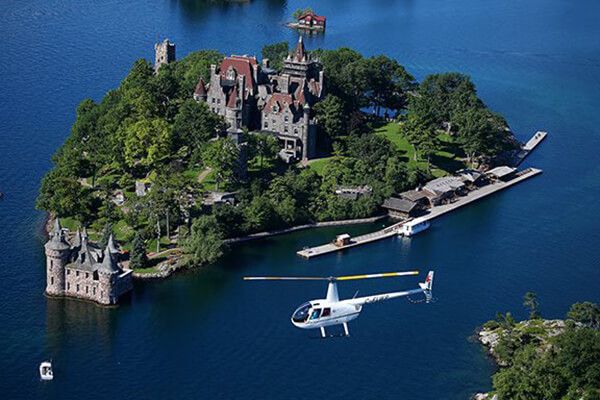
left=97, top=245, right=120, bottom=305
left=154, top=39, right=176, bottom=72
left=44, top=219, right=70, bottom=296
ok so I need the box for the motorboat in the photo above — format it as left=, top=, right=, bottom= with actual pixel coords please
left=400, top=218, right=430, bottom=237
left=39, top=361, right=53, bottom=381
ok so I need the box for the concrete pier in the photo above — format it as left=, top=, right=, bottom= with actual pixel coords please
left=297, top=167, right=542, bottom=259
left=514, top=131, right=547, bottom=166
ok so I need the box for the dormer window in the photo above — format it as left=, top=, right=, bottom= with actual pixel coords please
left=226, top=67, right=236, bottom=80
left=284, top=116, right=289, bottom=122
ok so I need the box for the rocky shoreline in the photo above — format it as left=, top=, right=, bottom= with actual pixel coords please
left=471, top=318, right=569, bottom=399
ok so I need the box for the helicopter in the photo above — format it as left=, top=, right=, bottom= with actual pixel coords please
left=244, top=270, right=434, bottom=338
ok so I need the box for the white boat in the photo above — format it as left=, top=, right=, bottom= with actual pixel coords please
left=39, top=361, right=53, bottom=381
left=400, top=218, right=430, bottom=237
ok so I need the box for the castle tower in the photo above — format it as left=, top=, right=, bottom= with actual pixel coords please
left=97, top=246, right=120, bottom=305
left=154, top=39, right=176, bottom=72
left=44, top=219, right=71, bottom=296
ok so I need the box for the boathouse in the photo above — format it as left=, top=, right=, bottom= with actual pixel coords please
left=486, top=166, right=516, bottom=182
left=423, top=176, right=466, bottom=205
left=399, top=190, right=430, bottom=207
left=382, top=197, right=421, bottom=219
left=296, top=11, right=326, bottom=30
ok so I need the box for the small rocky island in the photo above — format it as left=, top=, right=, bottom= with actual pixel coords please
left=473, top=295, right=600, bottom=400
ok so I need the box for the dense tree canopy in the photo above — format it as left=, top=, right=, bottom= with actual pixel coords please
left=37, top=42, right=519, bottom=270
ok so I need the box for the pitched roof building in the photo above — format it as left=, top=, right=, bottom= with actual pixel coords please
left=193, top=37, right=324, bottom=162
left=45, top=219, right=132, bottom=306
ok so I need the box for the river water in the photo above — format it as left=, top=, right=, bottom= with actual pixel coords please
left=1, top=0, right=600, bottom=398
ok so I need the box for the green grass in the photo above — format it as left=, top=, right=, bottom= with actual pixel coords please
left=147, top=236, right=172, bottom=254
left=113, top=219, right=135, bottom=243
left=199, top=170, right=217, bottom=191
left=60, top=217, right=81, bottom=232
left=376, top=122, right=466, bottom=176
left=307, top=156, right=335, bottom=176
left=182, top=166, right=204, bottom=182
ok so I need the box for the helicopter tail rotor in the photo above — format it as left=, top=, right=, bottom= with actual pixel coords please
left=418, top=271, right=434, bottom=302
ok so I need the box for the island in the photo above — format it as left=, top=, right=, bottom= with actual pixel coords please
left=38, top=37, right=523, bottom=304
left=475, top=295, right=600, bottom=399
left=287, top=8, right=326, bottom=32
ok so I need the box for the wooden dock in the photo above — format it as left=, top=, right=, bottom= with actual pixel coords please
left=296, top=167, right=543, bottom=259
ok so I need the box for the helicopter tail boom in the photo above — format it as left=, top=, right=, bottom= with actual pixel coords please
left=345, top=270, right=435, bottom=306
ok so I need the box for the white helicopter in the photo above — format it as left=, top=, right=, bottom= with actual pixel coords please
left=244, top=270, right=434, bottom=338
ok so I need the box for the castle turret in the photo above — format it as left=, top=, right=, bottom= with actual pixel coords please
left=154, top=39, right=176, bottom=72
left=97, top=246, right=120, bottom=305
left=45, top=219, right=71, bottom=296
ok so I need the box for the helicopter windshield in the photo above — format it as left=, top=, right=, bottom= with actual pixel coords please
left=292, top=302, right=311, bottom=323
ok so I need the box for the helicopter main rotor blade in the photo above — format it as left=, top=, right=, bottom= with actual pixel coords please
left=243, top=276, right=329, bottom=281
left=336, top=271, right=419, bottom=281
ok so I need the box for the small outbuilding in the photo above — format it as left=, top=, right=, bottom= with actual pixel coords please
left=486, top=166, right=516, bottom=181
left=457, top=168, right=487, bottom=188
left=334, top=233, right=351, bottom=247
left=399, top=190, right=430, bottom=207
left=296, top=11, right=326, bottom=30
left=423, top=176, right=466, bottom=205
left=335, top=186, right=372, bottom=200
left=382, top=197, right=420, bottom=219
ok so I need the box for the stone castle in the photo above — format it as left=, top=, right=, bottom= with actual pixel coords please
left=156, top=36, right=324, bottom=162
left=45, top=219, right=133, bottom=306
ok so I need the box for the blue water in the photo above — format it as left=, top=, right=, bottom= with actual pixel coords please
left=1, top=0, right=600, bottom=398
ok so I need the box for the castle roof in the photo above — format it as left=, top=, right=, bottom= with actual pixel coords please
left=71, top=236, right=98, bottom=272
left=265, top=93, right=302, bottom=114
left=45, top=218, right=71, bottom=251
left=219, top=56, right=256, bottom=92
left=226, top=86, right=238, bottom=108
left=97, top=247, right=120, bottom=274
left=107, top=234, right=120, bottom=254
left=290, top=36, right=306, bottom=62
left=194, top=78, right=207, bottom=97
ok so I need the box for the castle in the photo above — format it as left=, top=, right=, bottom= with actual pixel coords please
left=156, top=36, right=324, bottom=162
left=45, top=219, right=133, bottom=306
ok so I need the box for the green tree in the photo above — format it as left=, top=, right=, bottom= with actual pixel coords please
left=523, top=291, right=541, bottom=320
left=202, top=138, right=240, bottom=190
left=261, top=42, right=289, bottom=71
left=172, top=99, right=225, bottom=157
left=365, top=55, right=416, bottom=115
left=123, top=118, right=172, bottom=169
left=292, top=7, right=313, bottom=19
left=248, top=133, right=280, bottom=168
left=99, top=223, right=113, bottom=248
left=403, top=114, right=437, bottom=162
left=568, top=302, right=600, bottom=329
left=182, top=215, right=225, bottom=266
left=314, top=95, right=345, bottom=140
left=36, top=170, right=93, bottom=223
left=129, top=232, right=148, bottom=269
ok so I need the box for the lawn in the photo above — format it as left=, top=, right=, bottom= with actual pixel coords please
left=307, top=156, right=335, bottom=176
left=376, top=122, right=466, bottom=177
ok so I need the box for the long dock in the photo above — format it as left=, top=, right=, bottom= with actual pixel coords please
left=297, top=167, right=542, bottom=259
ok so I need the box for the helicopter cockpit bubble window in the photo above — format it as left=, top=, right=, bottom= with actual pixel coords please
left=309, top=309, right=322, bottom=320
left=292, top=302, right=311, bottom=323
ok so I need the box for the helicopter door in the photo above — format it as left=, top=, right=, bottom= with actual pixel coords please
left=309, top=308, right=322, bottom=320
